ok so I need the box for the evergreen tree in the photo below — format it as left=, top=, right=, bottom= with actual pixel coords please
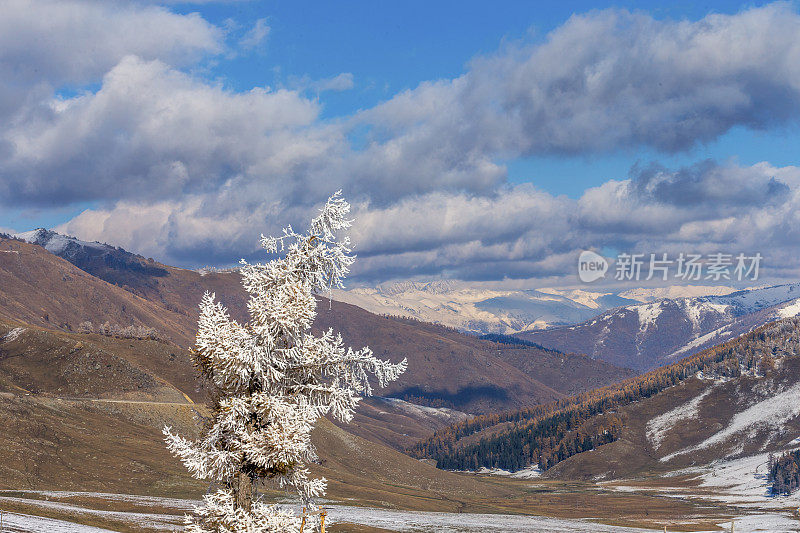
left=164, top=192, right=407, bottom=532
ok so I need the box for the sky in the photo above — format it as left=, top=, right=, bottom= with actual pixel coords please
left=2, top=0, right=800, bottom=287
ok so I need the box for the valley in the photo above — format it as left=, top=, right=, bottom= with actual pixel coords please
left=3, top=233, right=800, bottom=531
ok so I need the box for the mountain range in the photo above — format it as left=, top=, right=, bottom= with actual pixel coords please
left=517, top=283, right=800, bottom=371
left=334, top=279, right=738, bottom=334
left=0, top=231, right=632, bottom=416
left=4, top=228, right=800, bottom=530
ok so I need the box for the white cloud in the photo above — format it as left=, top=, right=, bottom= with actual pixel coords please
left=9, top=3, right=800, bottom=282
left=362, top=3, right=800, bottom=158
left=0, top=0, right=221, bottom=109
left=313, top=73, right=355, bottom=92
left=1, top=56, right=328, bottom=205
left=239, top=18, right=270, bottom=50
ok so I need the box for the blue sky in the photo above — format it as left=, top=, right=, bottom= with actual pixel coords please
left=3, top=0, right=800, bottom=285
left=155, top=0, right=800, bottom=200
left=163, top=0, right=800, bottom=200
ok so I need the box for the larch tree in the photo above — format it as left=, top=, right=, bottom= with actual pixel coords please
left=164, top=192, right=407, bottom=532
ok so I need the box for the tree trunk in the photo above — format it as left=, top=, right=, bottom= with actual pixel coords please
left=234, top=471, right=254, bottom=512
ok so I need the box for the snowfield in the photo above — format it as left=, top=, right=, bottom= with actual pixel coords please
left=6, top=489, right=800, bottom=532
left=0, top=512, right=116, bottom=533
left=0, top=495, right=182, bottom=530
left=0, top=491, right=659, bottom=532
left=661, top=382, right=800, bottom=462
left=777, top=298, right=800, bottom=318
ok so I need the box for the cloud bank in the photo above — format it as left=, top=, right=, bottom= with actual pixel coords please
left=3, top=1, right=800, bottom=283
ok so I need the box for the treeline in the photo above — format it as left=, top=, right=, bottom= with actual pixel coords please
left=478, top=333, right=561, bottom=353
left=769, top=450, right=800, bottom=495
left=410, top=317, right=800, bottom=473
left=77, top=320, right=161, bottom=341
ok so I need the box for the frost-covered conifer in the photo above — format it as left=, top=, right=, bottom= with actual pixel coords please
left=164, top=192, right=406, bottom=532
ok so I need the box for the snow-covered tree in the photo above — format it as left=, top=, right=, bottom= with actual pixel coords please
left=164, top=192, right=407, bottom=532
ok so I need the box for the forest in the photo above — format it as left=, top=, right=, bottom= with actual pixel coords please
left=769, top=450, right=800, bottom=495
left=410, top=317, right=800, bottom=472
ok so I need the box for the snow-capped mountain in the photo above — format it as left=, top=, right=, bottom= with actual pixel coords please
left=14, top=228, right=171, bottom=289
left=517, top=283, right=800, bottom=371
left=334, top=281, right=738, bottom=335
left=15, top=228, right=115, bottom=257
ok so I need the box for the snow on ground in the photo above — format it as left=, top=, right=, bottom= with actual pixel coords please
left=661, top=382, right=800, bottom=462
left=698, top=453, right=776, bottom=502
left=668, top=325, right=733, bottom=359
left=619, top=285, right=737, bottom=302
left=2, top=327, right=25, bottom=343
left=778, top=298, right=800, bottom=318
left=8, top=489, right=800, bottom=532
left=0, top=495, right=182, bottom=530
left=660, top=453, right=800, bottom=510
left=646, top=387, right=714, bottom=450
left=711, top=514, right=800, bottom=532
left=1, top=492, right=661, bottom=533
left=475, top=465, right=542, bottom=479
left=7, top=490, right=197, bottom=511
left=14, top=229, right=109, bottom=256
left=0, top=512, right=116, bottom=533
left=322, top=504, right=658, bottom=532
left=377, top=397, right=470, bottom=422
left=537, top=288, right=616, bottom=309
left=631, top=301, right=665, bottom=332
left=714, top=283, right=800, bottom=315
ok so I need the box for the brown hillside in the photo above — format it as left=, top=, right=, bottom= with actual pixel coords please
left=0, top=236, right=632, bottom=414
left=0, top=238, right=195, bottom=345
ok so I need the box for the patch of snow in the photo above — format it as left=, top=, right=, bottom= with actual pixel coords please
left=678, top=299, right=730, bottom=333
left=475, top=465, right=542, bottom=479
left=631, top=301, right=664, bottom=332
left=777, top=298, right=800, bottom=318
left=378, top=397, right=469, bottom=422
left=668, top=325, right=733, bottom=359
left=2, top=327, right=26, bottom=343
left=662, top=383, right=800, bottom=462
left=646, top=387, right=714, bottom=450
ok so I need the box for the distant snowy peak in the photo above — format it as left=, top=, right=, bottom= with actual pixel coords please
left=374, top=279, right=458, bottom=296
left=619, top=283, right=800, bottom=335
left=618, top=285, right=737, bottom=302
left=710, top=283, right=800, bottom=315
left=335, top=282, right=750, bottom=336
left=14, top=228, right=113, bottom=256
left=519, top=282, right=800, bottom=371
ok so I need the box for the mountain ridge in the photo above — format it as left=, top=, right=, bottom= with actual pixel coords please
left=516, top=283, right=800, bottom=371
left=0, top=234, right=633, bottom=415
